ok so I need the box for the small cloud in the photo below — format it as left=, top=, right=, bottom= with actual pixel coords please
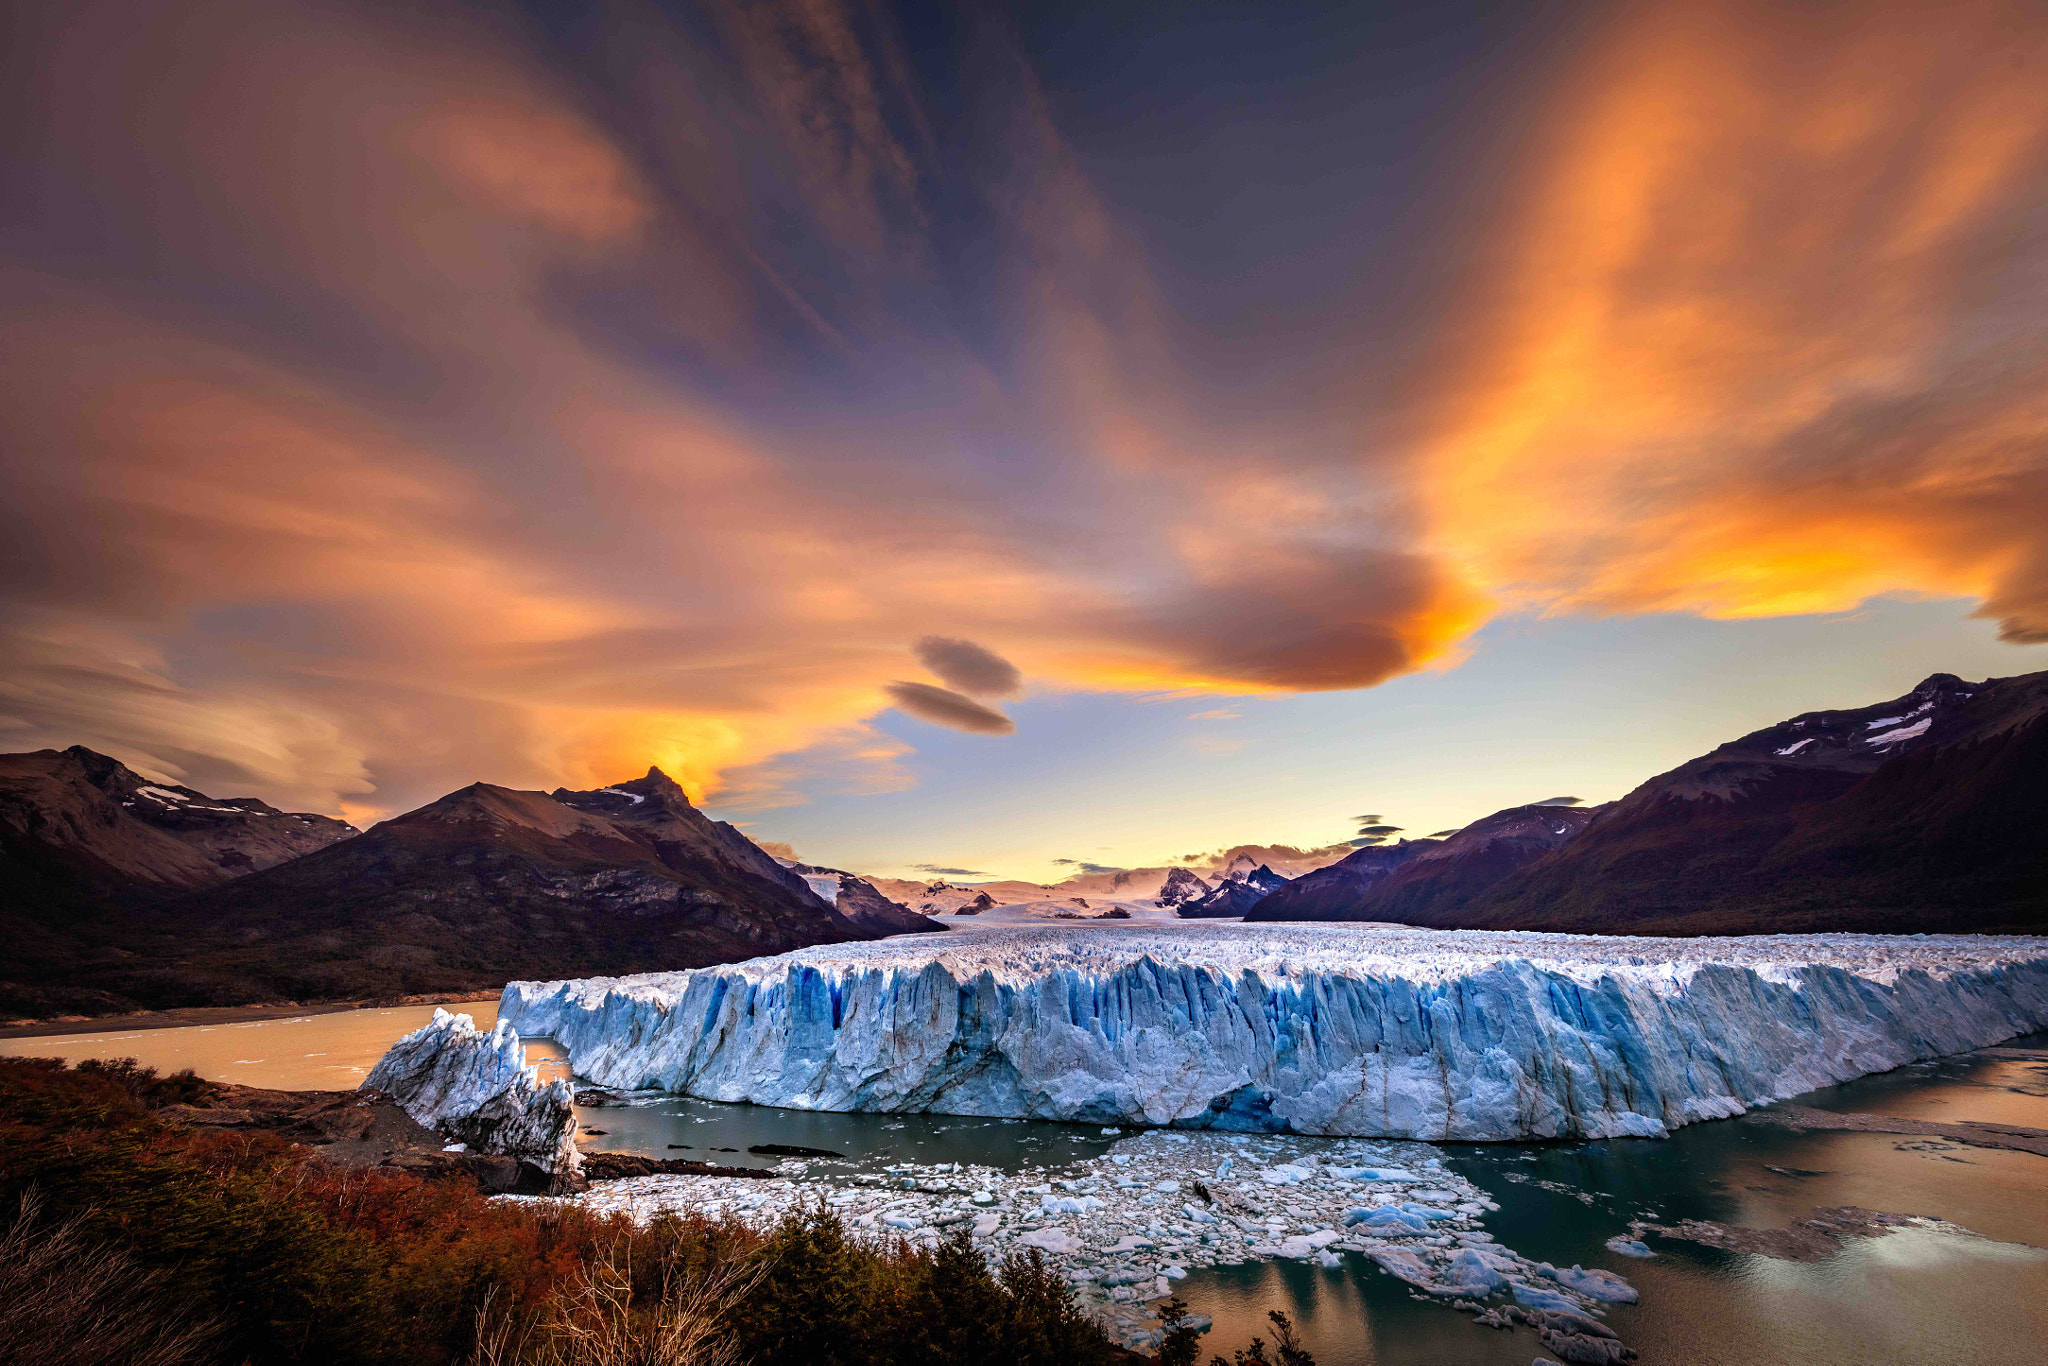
left=1355, top=823, right=1403, bottom=836
left=913, top=636, right=1022, bottom=698
left=1350, top=836, right=1390, bottom=847
left=915, top=863, right=988, bottom=877
left=1426, top=829, right=1462, bottom=838
left=1053, top=859, right=1124, bottom=874
left=1187, top=709, right=1239, bottom=721
left=1352, top=814, right=1383, bottom=824
left=1532, top=796, right=1584, bottom=807
left=885, top=681, right=1014, bottom=734
left=754, top=839, right=798, bottom=861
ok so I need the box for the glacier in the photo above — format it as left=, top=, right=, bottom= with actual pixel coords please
left=492, top=924, right=2048, bottom=1141
left=363, top=1007, right=583, bottom=1186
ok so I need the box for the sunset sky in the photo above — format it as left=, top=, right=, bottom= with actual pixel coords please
left=4, top=0, right=2046, bottom=881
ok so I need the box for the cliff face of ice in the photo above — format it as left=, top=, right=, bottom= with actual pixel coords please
left=364, top=1008, right=582, bottom=1185
left=498, top=925, right=2048, bottom=1141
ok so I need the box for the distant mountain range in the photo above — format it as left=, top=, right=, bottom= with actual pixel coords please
left=1175, top=859, right=1289, bottom=918
left=7, top=667, right=2043, bottom=1018
left=868, top=847, right=1352, bottom=917
left=1249, top=670, right=2048, bottom=934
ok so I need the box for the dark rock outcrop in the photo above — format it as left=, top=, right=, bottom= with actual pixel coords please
left=1177, top=863, right=1288, bottom=918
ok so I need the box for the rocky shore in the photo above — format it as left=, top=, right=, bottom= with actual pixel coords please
left=151, top=1080, right=564, bottom=1192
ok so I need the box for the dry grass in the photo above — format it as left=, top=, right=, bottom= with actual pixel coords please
left=468, top=1243, right=762, bottom=1366
left=0, top=1190, right=222, bottom=1366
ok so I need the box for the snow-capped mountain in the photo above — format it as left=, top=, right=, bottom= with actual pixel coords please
left=1176, top=862, right=1289, bottom=918
left=1154, top=865, right=1212, bottom=909
left=862, top=845, right=1355, bottom=918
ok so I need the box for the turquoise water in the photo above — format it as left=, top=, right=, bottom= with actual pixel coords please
left=14, top=1011, right=2046, bottom=1365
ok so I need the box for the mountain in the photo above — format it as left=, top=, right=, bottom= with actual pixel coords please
left=786, top=862, right=947, bottom=936
left=6, top=766, right=870, bottom=1015
left=1, top=745, right=361, bottom=1015
left=1237, top=840, right=1436, bottom=921
left=1245, top=805, right=1601, bottom=923
left=1251, top=671, right=2048, bottom=936
left=861, top=845, right=1357, bottom=916
left=1439, top=671, right=2048, bottom=935
left=1155, top=866, right=1211, bottom=909
left=1177, top=862, right=1289, bottom=918
left=0, top=744, right=357, bottom=908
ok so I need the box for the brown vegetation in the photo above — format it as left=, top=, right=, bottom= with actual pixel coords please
left=0, top=1057, right=1139, bottom=1366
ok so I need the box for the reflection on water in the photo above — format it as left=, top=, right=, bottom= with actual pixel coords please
left=525, top=1037, right=1126, bottom=1173
left=0, top=1000, right=498, bottom=1091
left=9, top=1007, right=2047, bottom=1365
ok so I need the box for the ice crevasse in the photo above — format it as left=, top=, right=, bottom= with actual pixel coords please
left=494, top=925, right=2048, bottom=1141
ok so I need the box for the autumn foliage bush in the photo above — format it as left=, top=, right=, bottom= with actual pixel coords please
left=0, top=1058, right=1134, bottom=1366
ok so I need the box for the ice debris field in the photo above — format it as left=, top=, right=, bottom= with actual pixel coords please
left=513, top=1127, right=1640, bottom=1354
left=500, top=924, right=2048, bottom=1141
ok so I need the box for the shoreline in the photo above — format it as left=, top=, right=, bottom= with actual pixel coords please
left=0, top=991, right=502, bottom=1041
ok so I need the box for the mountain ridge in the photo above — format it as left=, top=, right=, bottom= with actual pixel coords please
left=0, top=759, right=868, bottom=1016
left=1247, top=670, right=2048, bottom=934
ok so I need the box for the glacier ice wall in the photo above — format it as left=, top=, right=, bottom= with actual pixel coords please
left=364, top=1007, right=582, bottom=1182
left=497, top=925, right=2048, bottom=1140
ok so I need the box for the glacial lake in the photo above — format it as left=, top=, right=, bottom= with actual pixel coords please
left=10, top=1008, right=2046, bottom=1366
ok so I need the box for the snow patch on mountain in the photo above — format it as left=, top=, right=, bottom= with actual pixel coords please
left=495, top=924, right=2048, bottom=1141
left=1866, top=717, right=1932, bottom=746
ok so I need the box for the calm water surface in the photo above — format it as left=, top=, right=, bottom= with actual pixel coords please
left=0, top=1000, right=499, bottom=1090
left=12, top=1008, right=2045, bottom=1366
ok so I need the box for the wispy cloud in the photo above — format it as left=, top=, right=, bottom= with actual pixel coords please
left=1418, top=0, right=2048, bottom=644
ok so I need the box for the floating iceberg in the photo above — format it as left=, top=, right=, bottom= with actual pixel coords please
left=494, top=924, right=2048, bottom=1140
left=364, top=1008, right=582, bottom=1185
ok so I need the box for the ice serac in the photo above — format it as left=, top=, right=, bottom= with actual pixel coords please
left=364, top=1008, right=581, bottom=1188
left=500, top=925, right=2048, bottom=1141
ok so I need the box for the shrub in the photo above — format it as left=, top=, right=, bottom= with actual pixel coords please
left=0, top=1190, right=222, bottom=1366
left=0, top=1059, right=1136, bottom=1366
